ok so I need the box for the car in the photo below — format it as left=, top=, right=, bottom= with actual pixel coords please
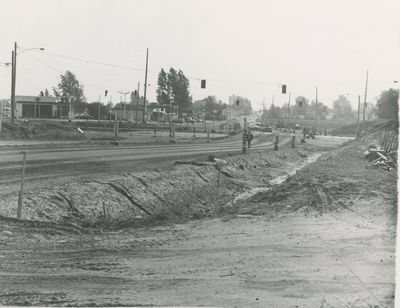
left=172, top=118, right=184, bottom=124
left=75, top=113, right=93, bottom=120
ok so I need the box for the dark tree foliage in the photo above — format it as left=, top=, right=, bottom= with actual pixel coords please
left=53, top=70, right=86, bottom=104
left=332, top=95, right=353, bottom=120
left=376, top=88, right=399, bottom=120
left=156, top=67, right=192, bottom=116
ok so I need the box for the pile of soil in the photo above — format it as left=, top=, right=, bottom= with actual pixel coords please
left=0, top=121, right=87, bottom=140
left=330, top=120, right=381, bottom=137
left=0, top=144, right=316, bottom=228
left=228, top=139, right=397, bottom=221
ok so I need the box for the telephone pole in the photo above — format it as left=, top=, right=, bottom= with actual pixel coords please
left=143, top=48, right=149, bottom=123
left=287, top=92, right=291, bottom=127
left=362, top=69, right=369, bottom=130
left=136, top=82, right=140, bottom=123
left=98, top=95, right=101, bottom=120
left=315, top=86, right=318, bottom=129
left=11, top=43, right=17, bottom=124
left=357, top=95, right=361, bottom=138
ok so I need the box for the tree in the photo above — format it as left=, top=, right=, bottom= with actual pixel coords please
left=193, top=96, right=227, bottom=120
left=292, top=96, right=309, bottom=118
left=87, top=102, right=109, bottom=120
left=376, top=88, right=399, bottom=120
left=156, top=69, right=170, bottom=107
left=39, top=91, right=44, bottom=96
left=156, top=68, right=192, bottom=116
left=332, top=95, right=353, bottom=120
left=53, top=70, right=86, bottom=104
left=229, top=95, right=252, bottom=115
left=45, top=88, right=50, bottom=97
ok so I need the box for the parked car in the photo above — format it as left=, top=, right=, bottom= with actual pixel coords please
left=262, top=127, right=272, bottom=133
left=75, top=113, right=93, bottom=120
left=172, top=118, right=184, bottom=124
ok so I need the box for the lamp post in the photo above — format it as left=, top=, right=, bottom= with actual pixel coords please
left=11, top=42, right=45, bottom=124
left=118, top=91, right=130, bottom=120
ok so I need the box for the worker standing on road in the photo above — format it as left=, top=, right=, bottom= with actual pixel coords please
left=248, top=131, right=253, bottom=148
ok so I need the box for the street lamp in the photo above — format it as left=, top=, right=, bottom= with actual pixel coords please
left=11, top=42, right=45, bottom=124
left=118, top=91, right=130, bottom=120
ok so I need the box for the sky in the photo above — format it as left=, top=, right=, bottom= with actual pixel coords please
left=0, top=0, right=399, bottom=110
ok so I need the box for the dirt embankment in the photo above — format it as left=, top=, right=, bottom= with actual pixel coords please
left=0, top=142, right=323, bottom=229
left=0, top=121, right=87, bottom=140
left=0, top=136, right=395, bottom=307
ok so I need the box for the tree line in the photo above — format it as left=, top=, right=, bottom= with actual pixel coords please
left=263, top=90, right=398, bottom=122
left=46, top=70, right=397, bottom=122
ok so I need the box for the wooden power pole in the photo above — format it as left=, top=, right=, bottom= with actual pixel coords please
left=143, top=48, right=149, bottom=123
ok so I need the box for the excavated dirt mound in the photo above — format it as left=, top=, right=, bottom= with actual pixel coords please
left=0, top=121, right=87, bottom=140
left=0, top=144, right=319, bottom=228
left=227, top=140, right=397, bottom=221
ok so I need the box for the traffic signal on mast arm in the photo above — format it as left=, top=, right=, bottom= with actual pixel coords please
left=201, top=79, right=206, bottom=89
left=282, top=84, right=287, bottom=94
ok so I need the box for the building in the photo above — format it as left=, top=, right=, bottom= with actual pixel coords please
left=16, top=95, right=59, bottom=119
left=147, top=102, right=167, bottom=121
left=113, top=97, right=147, bottom=122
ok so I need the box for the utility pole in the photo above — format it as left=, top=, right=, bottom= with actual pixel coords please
left=315, top=86, right=318, bottom=129
left=98, top=95, right=101, bottom=120
left=136, top=82, right=140, bottom=123
left=287, top=92, right=291, bottom=128
left=11, top=48, right=16, bottom=124
left=0, top=100, right=2, bottom=133
left=362, top=69, right=369, bottom=130
left=143, top=48, right=149, bottom=123
left=12, top=42, right=17, bottom=124
left=357, top=95, right=361, bottom=139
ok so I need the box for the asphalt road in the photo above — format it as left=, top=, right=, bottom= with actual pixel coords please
left=0, top=133, right=277, bottom=195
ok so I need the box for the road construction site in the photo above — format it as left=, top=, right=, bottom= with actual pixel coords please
left=0, top=122, right=397, bottom=307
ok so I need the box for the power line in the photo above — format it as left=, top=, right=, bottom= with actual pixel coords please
left=39, top=50, right=286, bottom=87
left=41, top=50, right=145, bottom=72
left=27, top=53, right=123, bottom=98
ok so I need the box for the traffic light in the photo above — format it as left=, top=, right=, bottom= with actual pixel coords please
left=282, top=85, right=287, bottom=94
left=105, top=90, right=108, bottom=96
left=201, top=79, right=206, bottom=89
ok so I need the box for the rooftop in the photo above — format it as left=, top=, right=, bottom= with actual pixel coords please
left=16, top=95, right=58, bottom=103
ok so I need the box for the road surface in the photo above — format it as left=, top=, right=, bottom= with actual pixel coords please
left=0, top=133, right=278, bottom=195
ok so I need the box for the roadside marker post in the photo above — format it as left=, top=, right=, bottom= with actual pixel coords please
left=274, top=135, right=280, bottom=151
left=242, top=118, right=248, bottom=154
left=17, top=151, right=27, bottom=219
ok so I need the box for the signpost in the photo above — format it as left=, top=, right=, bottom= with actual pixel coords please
left=242, top=117, right=247, bottom=153
left=17, top=151, right=27, bottom=218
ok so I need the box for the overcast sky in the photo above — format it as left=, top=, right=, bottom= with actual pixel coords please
left=0, top=0, right=399, bottom=110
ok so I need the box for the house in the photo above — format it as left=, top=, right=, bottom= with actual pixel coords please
left=16, top=95, right=59, bottom=118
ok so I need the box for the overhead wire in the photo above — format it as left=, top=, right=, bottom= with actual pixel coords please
left=26, top=53, right=123, bottom=99
left=39, top=50, right=284, bottom=88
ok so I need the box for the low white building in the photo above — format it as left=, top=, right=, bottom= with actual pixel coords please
left=16, top=95, right=59, bottom=118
